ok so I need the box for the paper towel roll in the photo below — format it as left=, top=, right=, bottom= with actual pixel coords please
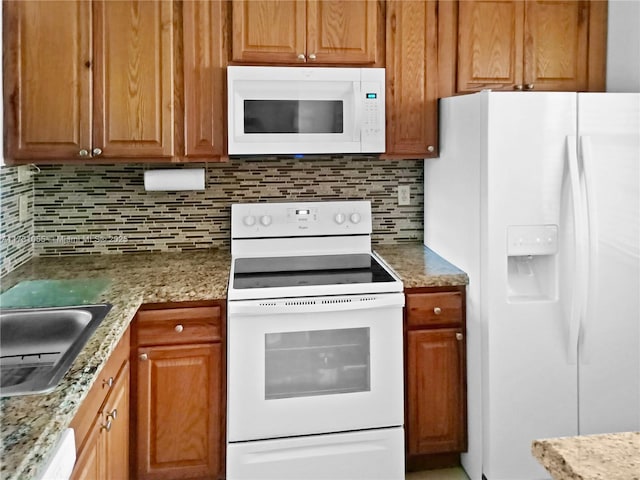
left=144, top=168, right=205, bottom=191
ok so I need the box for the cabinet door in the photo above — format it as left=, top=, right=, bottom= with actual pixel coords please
left=104, top=361, right=130, bottom=480
left=385, top=0, right=438, bottom=159
left=523, top=0, right=589, bottom=91
left=93, top=0, right=174, bottom=158
left=407, top=329, right=466, bottom=455
left=3, top=1, right=91, bottom=161
left=183, top=0, right=227, bottom=158
left=70, top=417, right=105, bottom=480
left=306, top=0, right=378, bottom=65
left=137, top=344, right=222, bottom=480
left=231, top=0, right=306, bottom=64
left=457, top=0, right=525, bottom=92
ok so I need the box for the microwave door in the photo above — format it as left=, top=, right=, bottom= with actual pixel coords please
left=229, top=80, right=361, bottom=155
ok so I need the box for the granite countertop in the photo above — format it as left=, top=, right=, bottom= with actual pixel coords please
left=532, top=431, right=640, bottom=480
left=374, top=244, right=468, bottom=288
left=0, top=243, right=465, bottom=480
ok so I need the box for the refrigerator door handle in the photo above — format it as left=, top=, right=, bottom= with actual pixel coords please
left=578, top=136, right=596, bottom=364
left=566, top=135, right=586, bottom=365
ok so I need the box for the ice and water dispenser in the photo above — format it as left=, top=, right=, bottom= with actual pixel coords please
left=507, top=225, right=558, bottom=302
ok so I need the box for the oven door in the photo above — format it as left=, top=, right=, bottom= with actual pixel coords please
left=227, top=292, right=404, bottom=442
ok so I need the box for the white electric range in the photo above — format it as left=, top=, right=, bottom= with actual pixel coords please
left=226, top=200, right=405, bottom=480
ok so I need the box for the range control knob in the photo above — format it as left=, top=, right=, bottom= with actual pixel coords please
left=350, top=212, right=362, bottom=224
left=334, top=213, right=346, bottom=224
left=260, top=215, right=272, bottom=227
left=243, top=215, right=256, bottom=227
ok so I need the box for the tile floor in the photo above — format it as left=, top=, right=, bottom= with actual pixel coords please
left=406, top=467, right=470, bottom=480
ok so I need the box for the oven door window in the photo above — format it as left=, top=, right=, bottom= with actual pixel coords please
left=265, top=328, right=370, bottom=399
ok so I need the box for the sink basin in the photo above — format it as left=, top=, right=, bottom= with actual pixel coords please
left=0, top=304, right=112, bottom=397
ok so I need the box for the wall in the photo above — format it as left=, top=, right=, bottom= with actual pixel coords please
left=32, top=158, right=423, bottom=256
left=606, top=0, right=640, bottom=92
left=0, top=167, right=35, bottom=276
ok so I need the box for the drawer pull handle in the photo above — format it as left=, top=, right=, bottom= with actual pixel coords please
left=433, top=307, right=442, bottom=315
left=106, top=409, right=117, bottom=421
left=140, top=353, right=148, bottom=361
left=102, top=377, right=114, bottom=388
left=174, top=324, right=184, bottom=333
left=101, top=420, right=112, bottom=432
left=456, top=332, right=463, bottom=341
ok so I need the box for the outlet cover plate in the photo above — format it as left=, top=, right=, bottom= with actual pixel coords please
left=398, top=185, right=410, bottom=206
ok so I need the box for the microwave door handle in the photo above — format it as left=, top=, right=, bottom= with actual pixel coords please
left=353, top=81, right=362, bottom=141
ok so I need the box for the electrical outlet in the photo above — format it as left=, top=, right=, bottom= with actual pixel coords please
left=19, top=195, right=31, bottom=223
left=398, top=185, right=410, bottom=206
left=17, top=165, right=31, bottom=183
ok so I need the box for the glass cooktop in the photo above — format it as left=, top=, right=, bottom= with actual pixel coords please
left=233, top=254, right=396, bottom=289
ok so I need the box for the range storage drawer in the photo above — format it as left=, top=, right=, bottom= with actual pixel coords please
left=136, top=306, right=221, bottom=346
left=406, top=292, right=463, bottom=328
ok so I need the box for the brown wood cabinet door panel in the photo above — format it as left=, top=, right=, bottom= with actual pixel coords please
left=3, top=1, right=91, bottom=160
left=406, top=292, right=463, bottom=328
left=231, top=0, right=306, bottom=64
left=306, top=0, right=378, bottom=64
left=137, top=344, right=222, bottom=480
left=70, top=414, right=105, bottom=480
left=457, top=0, right=525, bottom=92
left=93, top=0, right=174, bottom=158
left=524, top=0, right=589, bottom=91
left=385, top=0, right=438, bottom=158
left=183, top=0, right=227, bottom=158
left=103, top=361, right=130, bottom=480
left=407, top=329, right=466, bottom=455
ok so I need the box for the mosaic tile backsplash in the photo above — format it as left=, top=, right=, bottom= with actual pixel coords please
left=0, top=165, right=35, bottom=276
left=30, top=157, right=424, bottom=257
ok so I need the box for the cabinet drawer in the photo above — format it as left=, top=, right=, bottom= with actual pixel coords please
left=136, top=306, right=221, bottom=346
left=406, top=292, right=462, bottom=328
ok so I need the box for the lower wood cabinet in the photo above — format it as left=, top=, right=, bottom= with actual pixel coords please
left=133, top=303, right=225, bottom=480
left=70, top=328, right=131, bottom=480
left=405, top=287, right=467, bottom=468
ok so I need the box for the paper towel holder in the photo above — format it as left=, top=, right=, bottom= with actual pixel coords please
left=143, top=167, right=206, bottom=191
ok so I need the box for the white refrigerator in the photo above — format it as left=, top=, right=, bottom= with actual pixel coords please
left=424, top=92, right=640, bottom=480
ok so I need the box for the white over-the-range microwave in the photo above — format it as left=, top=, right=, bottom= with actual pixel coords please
left=227, top=66, right=385, bottom=155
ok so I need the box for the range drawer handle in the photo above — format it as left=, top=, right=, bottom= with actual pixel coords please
left=433, top=307, right=442, bottom=315
left=174, top=324, right=184, bottom=333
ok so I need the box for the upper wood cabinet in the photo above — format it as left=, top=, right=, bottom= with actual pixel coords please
left=439, top=0, right=607, bottom=95
left=384, top=0, right=439, bottom=159
left=182, top=0, right=227, bottom=158
left=3, top=0, right=175, bottom=163
left=231, top=0, right=380, bottom=65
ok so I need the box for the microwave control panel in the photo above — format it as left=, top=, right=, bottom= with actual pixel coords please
left=360, top=69, right=385, bottom=152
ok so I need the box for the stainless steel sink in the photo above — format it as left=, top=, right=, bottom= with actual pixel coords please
left=0, top=304, right=112, bottom=397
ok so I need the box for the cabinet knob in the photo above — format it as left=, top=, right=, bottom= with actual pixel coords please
left=106, top=408, right=117, bottom=421
left=297, top=53, right=306, bottom=61
left=525, top=84, right=534, bottom=90
left=427, top=145, right=435, bottom=153
left=79, top=149, right=89, bottom=157
left=308, top=53, right=317, bottom=61
left=514, top=84, right=524, bottom=91
left=174, top=324, right=184, bottom=333
left=456, top=332, right=464, bottom=341
left=92, top=147, right=102, bottom=156
left=101, top=420, right=112, bottom=432
left=139, top=353, right=148, bottom=361
left=433, top=307, right=442, bottom=315
left=102, top=377, right=114, bottom=388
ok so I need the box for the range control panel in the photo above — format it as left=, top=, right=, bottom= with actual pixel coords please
left=231, top=201, right=372, bottom=238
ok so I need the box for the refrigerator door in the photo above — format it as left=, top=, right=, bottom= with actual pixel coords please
left=577, top=93, right=640, bottom=435
left=482, top=92, right=579, bottom=480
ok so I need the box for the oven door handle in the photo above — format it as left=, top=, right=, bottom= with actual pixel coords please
left=228, top=292, right=405, bottom=316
